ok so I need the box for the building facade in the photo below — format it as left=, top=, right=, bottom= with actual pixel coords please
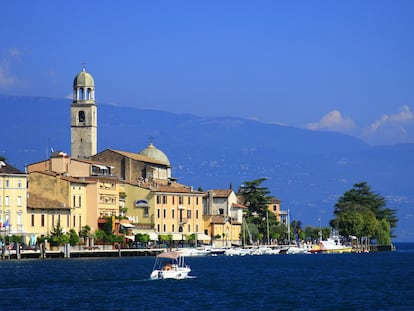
left=0, top=161, right=27, bottom=238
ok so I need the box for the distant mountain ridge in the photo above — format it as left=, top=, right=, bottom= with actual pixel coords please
left=1, top=94, right=413, bottom=241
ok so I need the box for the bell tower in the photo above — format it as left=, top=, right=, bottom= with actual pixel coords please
left=71, top=66, right=97, bottom=159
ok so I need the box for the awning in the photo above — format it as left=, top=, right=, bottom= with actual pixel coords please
left=196, top=233, right=211, bottom=241
left=120, top=223, right=135, bottom=228
left=125, top=235, right=135, bottom=241
left=132, top=230, right=158, bottom=240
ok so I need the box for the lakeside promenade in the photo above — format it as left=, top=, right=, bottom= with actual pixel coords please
left=1, top=245, right=164, bottom=260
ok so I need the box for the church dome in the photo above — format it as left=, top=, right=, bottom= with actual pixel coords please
left=139, top=143, right=170, bottom=166
left=74, top=67, right=94, bottom=88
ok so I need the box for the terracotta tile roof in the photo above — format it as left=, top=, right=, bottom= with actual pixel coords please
left=210, top=215, right=227, bottom=224
left=107, top=149, right=169, bottom=166
left=29, top=171, right=93, bottom=184
left=268, top=196, right=281, bottom=203
left=232, top=203, right=248, bottom=209
left=207, top=189, right=233, bottom=198
left=137, top=179, right=204, bottom=194
left=27, top=193, right=70, bottom=210
left=0, top=162, right=25, bottom=175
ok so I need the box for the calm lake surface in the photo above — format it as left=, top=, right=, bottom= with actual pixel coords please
left=1, top=243, right=413, bottom=311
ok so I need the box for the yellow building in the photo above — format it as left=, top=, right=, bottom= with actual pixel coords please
left=151, top=181, right=206, bottom=242
left=27, top=171, right=90, bottom=239
left=0, top=161, right=27, bottom=238
left=123, top=182, right=153, bottom=229
left=204, top=215, right=241, bottom=247
left=27, top=152, right=120, bottom=234
left=267, top=196, right=282, bottom=222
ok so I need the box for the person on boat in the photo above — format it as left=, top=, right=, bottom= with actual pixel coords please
left=163, top=263, right=172, bottom=271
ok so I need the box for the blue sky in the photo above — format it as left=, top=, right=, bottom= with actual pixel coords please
left=1, top=1, right=414, bottom=145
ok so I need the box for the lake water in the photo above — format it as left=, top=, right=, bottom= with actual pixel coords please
left=1, top=243, right=413, bottom=310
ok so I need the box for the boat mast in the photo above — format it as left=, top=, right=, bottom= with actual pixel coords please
left=287, top=208, right=290, bottom=244
left=266, top=210, right=270, bottom=245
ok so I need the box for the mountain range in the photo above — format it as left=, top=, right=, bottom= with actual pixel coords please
left=1, top=94, right=413, bottom=241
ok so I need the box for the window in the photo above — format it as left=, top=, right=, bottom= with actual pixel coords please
left=188, top=224, right=190, bottom=232
left=73, top=215, right=76, bottom=227
left=67, top=215, right=70, bottom=227
left=187, top=196, right=191, bottom=205
left=5, top=180, right=9, bottom=188
left=79, top=111, right=85, bottom=122
left=5, top=196, right=9, bottom=206
left=79, top=196, right=82, bottom=208
left=157, top=224, right=160, bottom=232
left=172, top=196, right=175, bottom=204
left=156, top=196, right=161, bottom=204
left=41, top=215, right=45, bottom=227
left=196, top=197, right=199, bottom=205
left=144, top=207, right=149, bottom=218
left=163, top=224, right=166, bottom=232
left=163, top=209, right=166, bottom=219
left=179, top=196, right=183, bottom=204
left=31, top=214, right=35, bottom=227
left=79, top=215, right=82, bottom=229
left=172, top=224, right=175, bottom=232
left=52, top=214, right=55, bottom=227
left=163, top=196, right=167, bottom=204
left=196, top=225, right=199, bottom=232
left=17, top=180, right=22, bottom=188
left=187, top=210, right=191, bottom=219
left=17, top=211, right=22, bottom=226
left=157, top=209, right=160, bottom=218
left=73, top=196, right=76, bottom=207
left=172, top=209, right=175, bottom=219
left=196, top=210, right=199, bottom=219
left=17, top=196, right=22, bottom=207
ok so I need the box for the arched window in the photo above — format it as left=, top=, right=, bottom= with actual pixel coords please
left=79, top=111, right=85, bottom=123
left=86, top=88, right=91, bottom=100
left=79, top=88, right=84, bottom=100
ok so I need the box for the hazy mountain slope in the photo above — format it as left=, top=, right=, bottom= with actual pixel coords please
left=1, top=95, right=413, bottom=241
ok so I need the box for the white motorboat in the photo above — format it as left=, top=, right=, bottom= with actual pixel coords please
left=150, top=251, right=191, bottom=280
left=176, top=247, right=210, bottom=257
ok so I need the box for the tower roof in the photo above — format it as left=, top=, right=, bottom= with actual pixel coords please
left=74, top=67, right=94, bottom=88
left=139, top=143, right=170, bottom=166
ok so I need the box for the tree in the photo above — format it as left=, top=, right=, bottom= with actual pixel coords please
left=330, top=182, right=398, bottom=244
left=79, top=225, right=91, bottom=244
left=68, top=229, right=80, bottom=246
left=49, top=221, right=69, bottom=246
left=94, top=229, right=108, bottom=244
left=238, top=178, right=270, bottom=220
left=135, top=233, right=150, bottom=247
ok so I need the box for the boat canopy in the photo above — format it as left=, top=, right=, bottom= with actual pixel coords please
left=157, top=251, right=182, bottom=259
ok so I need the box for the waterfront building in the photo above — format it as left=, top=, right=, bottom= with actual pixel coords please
left=27, top=152, right=120, bottom=235
left=91, top=144, right=172, bottom=184
left=92, top=145, right=209, bottom=243
left=203, top=189, right=245, bottom=246
left=267, top=196, right=282, bottom=222
left=205, top=215, right=241, bottom=247
left=0, top=161, right=27, bottom=239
